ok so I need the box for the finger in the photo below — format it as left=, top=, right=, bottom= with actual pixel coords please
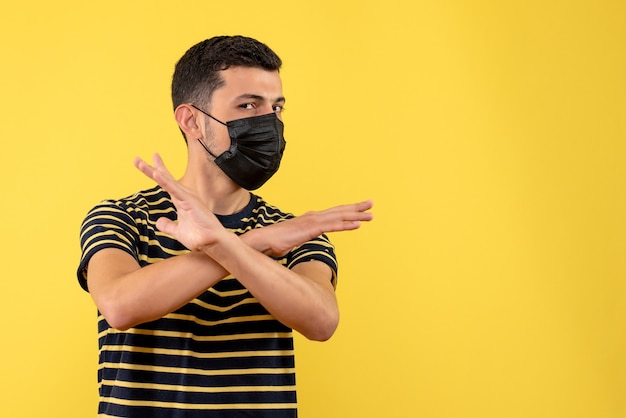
left=134, top=157, right=156, bottom=179
left=152, top=169, right=189, bottom=203
left=322, top=200, right=374, bottom=216
left=322, top=219, right=364, bottom=233
left=152, top=153, right=178, bottom=183
left=354, top=210, right=374, bottom=221
left=339, top=200, right=374, bottom=221
left=146, top=154, right=190, bottom=203
left=356, top=199, right=374, bottom=212
left=339, top=199, right=373, bottom=211
left=321, top=205, right=374, bottom=222
left=155, top=217, right=177, bottom=237
left=341, top=220, right=362, bottom=231
left=152, top=153, right=166, bottom=171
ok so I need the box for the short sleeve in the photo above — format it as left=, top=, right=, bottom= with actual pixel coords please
left=77, top=200, right=140, bottom=292
left=285, top=233, right=338, bottom=288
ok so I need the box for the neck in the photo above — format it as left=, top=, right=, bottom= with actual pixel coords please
left=179, top=158, right=251, bottom=216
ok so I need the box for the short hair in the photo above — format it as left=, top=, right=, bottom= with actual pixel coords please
left=171, top=35, right=282, bottom=111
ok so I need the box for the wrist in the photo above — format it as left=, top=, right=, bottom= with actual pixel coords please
left=199, top=230, right=242, bottom=260
left=241, top=228, right=271, bottom=255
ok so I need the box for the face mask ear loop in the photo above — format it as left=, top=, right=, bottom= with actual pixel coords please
left=190, top=104, right=227, bottom=126
left=191, top=105, right=225, bottom=160
left=197, top=138, right=219, bottom=159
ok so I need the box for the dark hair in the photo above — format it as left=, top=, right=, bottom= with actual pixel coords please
left=171, top=35, right=282, bottom=111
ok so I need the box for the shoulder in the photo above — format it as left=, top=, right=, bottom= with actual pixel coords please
left=101, top=185, right=171, bottom=212
left=249, top=195, right=294, bottom=225
left=85, top=186, right=174, bottom=223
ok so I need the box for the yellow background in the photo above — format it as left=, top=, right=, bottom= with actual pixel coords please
left=1, top=1, right=624, bottom=417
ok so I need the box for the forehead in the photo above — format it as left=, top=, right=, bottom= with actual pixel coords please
left=214, top=66, right=283, bottom=101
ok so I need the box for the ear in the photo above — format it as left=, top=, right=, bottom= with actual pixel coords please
left=174, top=104, right=203, bottom=139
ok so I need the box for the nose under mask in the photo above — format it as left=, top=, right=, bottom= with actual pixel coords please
left=194, top=106, right=286, bottom=190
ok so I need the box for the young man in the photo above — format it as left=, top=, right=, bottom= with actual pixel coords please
left=78, top=36, right=373, bottom=417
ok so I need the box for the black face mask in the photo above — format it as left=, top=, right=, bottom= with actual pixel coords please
left=192, top=105, right=286, bottom=190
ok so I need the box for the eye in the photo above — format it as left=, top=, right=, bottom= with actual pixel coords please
left=239, top=103, right=255, bottom=110
left=273, top=104, right=285, bottom=113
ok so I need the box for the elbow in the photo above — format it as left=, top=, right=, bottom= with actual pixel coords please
left=96, top=299, right=139, bottom=331
left=105, top=316, right=135, bottom=332
left=308, top=327, right=336, bottom=342
left=89, top=281, right=143, bottom=331
left=302, top=309, right=340, bottom=342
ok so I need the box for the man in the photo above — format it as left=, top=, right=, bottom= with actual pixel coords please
left=78, top=35, right=373, bottom=417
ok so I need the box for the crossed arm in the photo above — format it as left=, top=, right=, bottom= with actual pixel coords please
left=86, top=154, right=373, bottom=340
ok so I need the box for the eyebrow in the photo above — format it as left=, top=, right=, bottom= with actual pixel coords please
left=235, top=93, right=286, bottom=103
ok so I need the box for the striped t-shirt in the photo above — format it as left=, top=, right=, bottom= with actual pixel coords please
left=77, top=185, right=337, bottom=417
